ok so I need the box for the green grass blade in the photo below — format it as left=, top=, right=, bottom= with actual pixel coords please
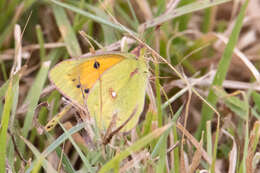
left=172, top=106, right=183, bottom=173
left=238, top=93, right=250, bottom=173
left=7, top=76, right=20, bottom=169
left=20, top=135, right=58, bottom=173
left=20, top=47, right=63, bottom=146
left=202, top=7, right=213, bottom=33
left=0, top=72, right=20, bottom=99
left=43, top=123, right=85, bottom=155
left=0, top=0, right=7, bottom=12
left=152, top=127, right=171, bottom=173
left=84, top=4, right=117, bottom=45
left=126, top=0, right=139, bottom=27
left=52, top=5, right=82, bottom=57
left=0, top=60, right=7, bottom=81
left=36, top=25, right=46, bottom=62
left=140, top=0, right=231, bottom=29
left=72, top=0, right=85, bottom=29
left=50, top=0, right=132, bottom=33
left=155, top=134, right=167, bottom=173
left=176, top=0, right=195, bottom=31
left=152, top=106, right=182, bottom=158
left=0, top=80, right=13, bottom=173
left=155, top=0, right=165, bottom=16
left=252, top=91, right=260, bottom=113
left=206, top=121, right=212, bottom=158
left=196, top=0, right=249, bottom=138
left=20, top=61, right=51, bottom=153
left=53, top=145, right=76, bottom=173
left=99, top=123, right=173, bottom=173
left=239, top=120, right=249, bottom=173
left=115, top=4, right=137, bottom=30
left=58, top=122, right=95, bottom=172
left=25, top=123, right=85, bottom=173
left=0, top=0, right=36, bottom=49
left=155, top=63, right=162, bottom=127
left=213, top=87, right=247, bottom=120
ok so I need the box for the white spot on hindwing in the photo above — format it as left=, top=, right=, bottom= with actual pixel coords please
left=112, top=91, right=116, bottom=98
left=109, top=88, right=117, bottom=99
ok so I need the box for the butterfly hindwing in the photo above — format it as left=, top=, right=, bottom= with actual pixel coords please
left=87, top=54, right=148, bottom=131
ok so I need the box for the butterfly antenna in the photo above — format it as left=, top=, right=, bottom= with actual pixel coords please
left=79, top=30, right=104, bottom=53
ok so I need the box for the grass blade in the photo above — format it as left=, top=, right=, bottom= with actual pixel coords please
left=196, top=0, right=249, bottom=138
left=20, top=135, right=58, bottom=173
left=58, top=122, right=95, bottom=172
left=0, top=81, right=13, bottom=173
left=50, top=0, right=131, bottom=33
left=20, top=61, right=51, bottom=153
left=25, top=123, right=86, bottom=173
left=139, top=0, right=231, bottom=29
left=99, top=123, right=173, bottom=173
left=52, top=5, right=82, bottom=57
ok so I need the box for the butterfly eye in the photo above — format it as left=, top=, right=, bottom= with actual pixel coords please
left=93, top=61, right=100, bottom=69
left=76, top=84, right=81, bottom=88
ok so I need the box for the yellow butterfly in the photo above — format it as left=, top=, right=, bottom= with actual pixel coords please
left=49, top=52, right=148, bottom=132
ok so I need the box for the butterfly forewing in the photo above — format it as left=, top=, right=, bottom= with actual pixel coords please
left=49, top=54, right=124, bottom=107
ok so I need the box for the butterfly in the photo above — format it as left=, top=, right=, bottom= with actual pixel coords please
left=49, top=52, right=149, bottom=132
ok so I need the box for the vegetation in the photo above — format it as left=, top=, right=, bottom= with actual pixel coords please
left=0, top=0, right=259, bottom=172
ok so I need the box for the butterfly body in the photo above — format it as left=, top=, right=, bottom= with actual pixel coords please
left=49, top=52, right=148, bottom=132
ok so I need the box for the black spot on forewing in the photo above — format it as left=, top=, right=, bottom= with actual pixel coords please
left=76, top=84, right=81, bottom=88
left=93, top=61, right=100, bottom=69
left=84, top=88, right=90, bottom=94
